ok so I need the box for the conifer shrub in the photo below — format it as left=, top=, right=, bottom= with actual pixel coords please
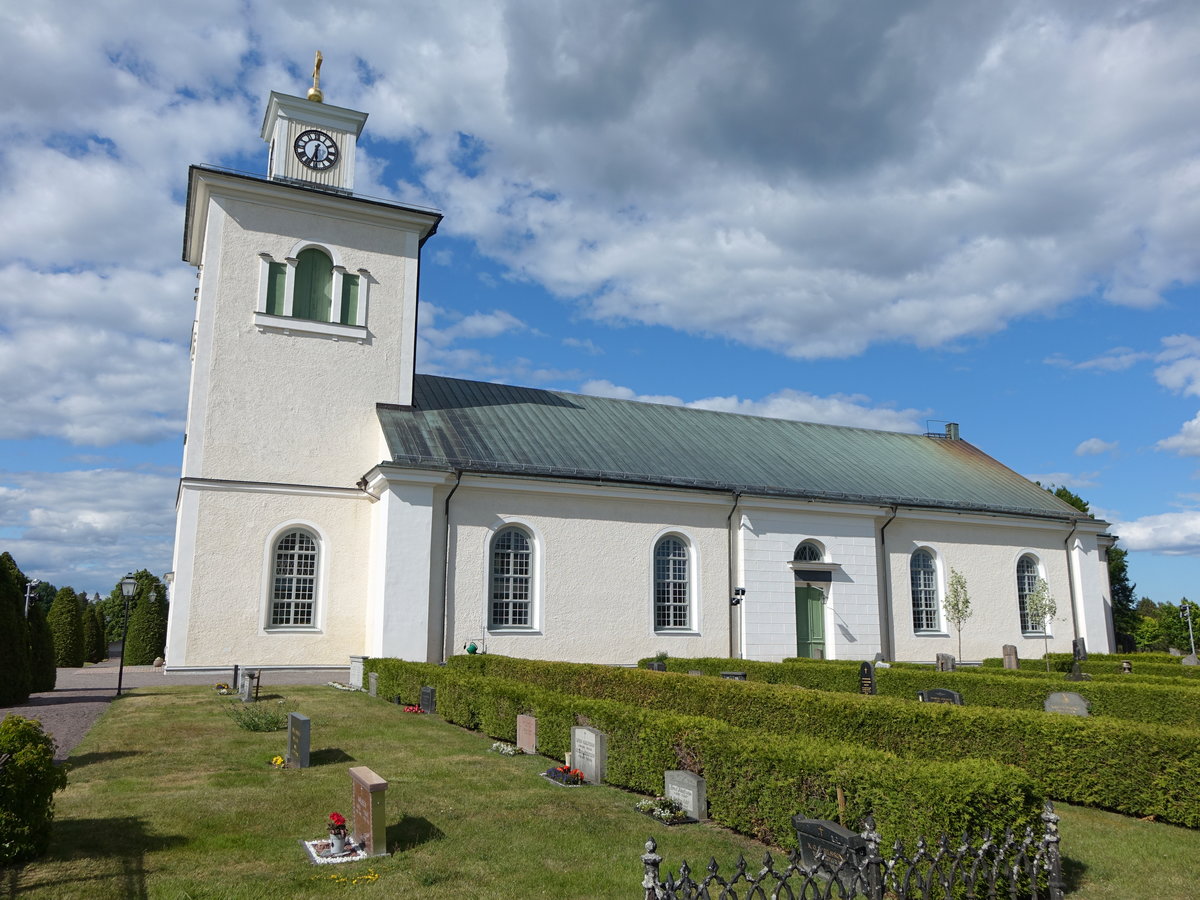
left=122, top=572, right=168, bottom=666
left=27, top=604, right=57, bottom=693
left=47, top=587, right=84, bottom=668
left=0, top=562, right=31, bottom=706
left=0, top=715, right=68, bottom=865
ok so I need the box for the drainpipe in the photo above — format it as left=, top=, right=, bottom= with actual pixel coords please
left=1063, top=519, right=1080, bottom=642
left=727, top=491, right=742, bottom=659
left=440, top=470, right=462, bottom=662
left=877, top=507, right=898, bottom=661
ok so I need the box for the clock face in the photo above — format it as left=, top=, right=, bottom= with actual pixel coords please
left=293, top=129, right=340, bottom=170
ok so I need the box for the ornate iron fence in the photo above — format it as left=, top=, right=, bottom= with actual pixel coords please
left=641, top=801, right=1065, bottom=900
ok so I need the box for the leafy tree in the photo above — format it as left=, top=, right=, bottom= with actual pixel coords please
left=92, top=606, right=109, bottom=662
left=1132, top=615, right=1165, bottom=651
left=27, top=602, right=56, bottom=692
left=1024, top=577, right=1058, bottom=671
left=81, top=603, right=108, bottom=664
left=47, top=586, right=84, bottom=668
left=0, top=558, right=32, bottom=705
left=943, top=568, right=973, bottom=660
left=120, top=570, right=169, bottom=666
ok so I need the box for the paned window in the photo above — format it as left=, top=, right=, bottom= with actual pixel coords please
left=261, top=247, right=361, bottom=326
left=1017, top=555, right=1041, bottom=633
left=654, top=537, right=690, bottom=630
left=910, top=549, right=939, bottom=632
left=794, top=541, right=823, bottom=562
left=490, top=527, right=532, bottom=628
left=271, top=530, right=317, bottom=627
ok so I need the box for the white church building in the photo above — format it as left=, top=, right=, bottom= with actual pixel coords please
left=164, top=82, right=1117, bottom=672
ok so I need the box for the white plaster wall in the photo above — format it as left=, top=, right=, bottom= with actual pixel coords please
left=887, top=514, right=1076, bottom=662
left=188, top=192, right=421, bottom=488
left=445, top=479, right=734, bottom=664
left=168, top=485, right=371, bottom=668
left=1072, top=529, right=1117, bottom=653
left=739, top=503, right=883, bottom=662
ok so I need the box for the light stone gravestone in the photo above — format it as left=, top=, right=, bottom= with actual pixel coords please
left=935, top=653, right=956, bottom=672
left=240, top=670, right=257, bottom=703
left=348, top=655, right=365, bottom=690
left=516, top=714, right=537, bottom=754
left=286, top=713, right=310, bottom=768
left=1044, top=691, right=1090, bottom=717
left=349, top=766, right=388, bottom=856
left=664, top=770, right=706, bottom=821
left=368, top=672, right=378, bottom=698
left=1002, top=644, right=1019, bottom=670
left=571, top=726, right=607, bottom=784
left=419, top=685, right=436, bottom=714
left=688, top=670, right=703, bottom=676
left=1183, top=654, right=1200, bottom=667
left=1121, top=660, right=1133, bottom=674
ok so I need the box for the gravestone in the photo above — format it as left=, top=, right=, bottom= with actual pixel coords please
left=1002, top=644, right=1019, bottom=670
left=348, top=766, right=388, bottom=856
left=720, top=672, right=747, bottom=681
left=688, top=670, right=703, bottom=676
left=570, top=726, right=607, bottom=784
left=935, top=653, right=956, bottom=672
left=419, top=685, right=436, bottom=714
left=240, top=670, right=257, bottom=703
left=349, top=655, right=365, bottom=690
left=858, top=661, right=876, bottom=695
left=1072, top=637, right=1088, bottom=661
left=368, top=672, right=378, bottom=698
left=1169, top=648, right=1182, bottom=656
left=1044, top=691, right=1090, bottom=717
left=664, top=770, right=707, bottom=821
left=1065, top=662, right=1087, bottom=682
left=1121, top=660, right=1133, bottom=674
left=917, top=688, right=963, bottom=705
left=516, top=714, right=537, bottom=754
left=647, top=661, right=667, bottom=672
left=286, top=712, right=310, bottom=769
left=792, top=817, right=866, bottom=892
left=1183, top=654, right=1200, bottom=667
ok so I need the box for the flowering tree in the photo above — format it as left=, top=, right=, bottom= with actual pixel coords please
left=943, top=569, right=973, bottom=660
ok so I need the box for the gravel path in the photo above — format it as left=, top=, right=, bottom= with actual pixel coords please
left=0, top=653, right=348, bottom=761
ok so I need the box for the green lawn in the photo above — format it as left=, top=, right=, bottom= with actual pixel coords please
left=3, top=685, right=1198, bottom=898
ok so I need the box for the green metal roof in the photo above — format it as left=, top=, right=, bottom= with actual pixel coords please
left=376, top=375, right=1084, bottom=520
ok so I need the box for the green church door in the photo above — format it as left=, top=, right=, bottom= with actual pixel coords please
left=795, top=585, right=825, bottom=659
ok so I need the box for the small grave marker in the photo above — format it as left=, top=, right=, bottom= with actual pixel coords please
left=687, top=670, right=703, bottom=676
left=935, top=653, right=956, bottom=672
left=858, top=661, right=876, bottom=695
left=348, top=766, right=388, bottom=856
left=1002, top=644, right=1019, bottom=670
left=240, top=670, right=257, bottom=703
left=419, top=685, right=436, bottom=714
left=516, top=714, right=537, bottom=754
left=665, top=770, right=707, bottom=821
left=1121, top=660, right=1133, bottom=674
left=647, top=661, right=667, bottom=672
left=917, top=688, right=963, bottom=705
left=1072, top=637, right=1088, bottom=661
left=1183, top=654, right=1200, bottom=667
left=720, top=672, right=747, bottom=681
left=368, top=672, right=378, bottom=698
left=286, top=712, right=310, bottom=768
left=1065, top=662, right=1087, bottom=682
left=1044, top=691, right=1090, bottom=717
left=571, top=726, right=607, bottom=784
left=792, top=818, right=866, bottom=892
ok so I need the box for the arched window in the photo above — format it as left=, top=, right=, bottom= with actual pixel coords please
left=910, top=549, right=939, bottom=632
left=270, top=530, right=317, bottom=627
left=261, top=246, right=363, bottom=327
left=292, top=247, right=334, bottom=321
left=1017, top=554, right=1041, bottom=633
left=490, top=527, right=532, bottom=628
left=794, top=541, right=823, bottom=562
left=654, top=536, right=690, bottom=630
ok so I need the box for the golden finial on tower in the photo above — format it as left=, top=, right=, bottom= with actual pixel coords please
left=307, top=51, right=324, bottom=102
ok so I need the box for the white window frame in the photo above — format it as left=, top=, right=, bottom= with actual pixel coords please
left=1016, top=552, right=1048, bottom=635
left=794, top=540, right=825, bottom=563
left=910, top=547, right=942, bottom=634
left=652, top=531, right=698, bottom=634
left=487, top=522, right=540, bottom=633
left=262, top=522, right=325, bottom=633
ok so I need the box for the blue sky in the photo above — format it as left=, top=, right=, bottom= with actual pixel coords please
left=2, top=0, right=1199, bottom=607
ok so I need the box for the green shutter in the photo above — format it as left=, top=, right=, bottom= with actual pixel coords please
left=294, top=249, right=333, bottom=322
left=266, top=262, right=287, bottom=316
left=340, top=274, right=359, bottom=325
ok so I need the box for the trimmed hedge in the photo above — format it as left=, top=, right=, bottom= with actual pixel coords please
left=981, top=653, right=1200, bottom=680
left=638, top=656, right=1200, bottom=729
left=0, top=715, right=68, bottom=865
left=364, top=658, right=1041, bottom=850
left=446, top=653, right=1200, bottom=827
left=893, top=659, right=1200, bottom=690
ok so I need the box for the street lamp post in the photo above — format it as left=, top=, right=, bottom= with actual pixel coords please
left=116, top=573, right=138, bottom=698
left=23, top=579, right=40, bottom=616
left=1182, top=599, right=1197, bottom=658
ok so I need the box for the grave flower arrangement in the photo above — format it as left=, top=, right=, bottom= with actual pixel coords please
left=636, top=796, right=691, bottom=824
left=327, top=812, right=349, bottom=839
left=402, top=704, right=424, bottom=714
left=489, top=741, right=522, bottom=756
left=214, top=682, right=231, bottom=695
left=543, top=764, right=586, bottom=785
left=269, top=755, right=285, bottom=768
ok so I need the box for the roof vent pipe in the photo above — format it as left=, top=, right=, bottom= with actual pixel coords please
left=945, top=423, right=960, bottom=440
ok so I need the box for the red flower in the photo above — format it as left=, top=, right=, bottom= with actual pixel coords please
left=329, top=812, right=346, bottom=827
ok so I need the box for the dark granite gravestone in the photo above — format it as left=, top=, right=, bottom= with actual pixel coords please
left=1002, top=644, right=1019, bottom=669
left=664, top=770, right=707, bottom=821
left=368, top=672, right=378, bottom=698
left=935, top=653, right=956, bottom=672
left=1044, top=691, right=1090, bottom=716
left=516, top=714, right=537, bottom=754
left=858, top=661, right=876, bottom=695
left=419, top=685, right=436, bottom=714
left=571, top=726, right=607, bottom=784
left=917, top=688, right=963, bottom=705
left=1065, top=662, right=1087, bottom=682
left=720, top=672, right=747, bottom=680
left=349, top=766, right=388, bottom=856
left=647, top=661, right=667, bottom=672
left=286, top=712, right=310, bottom=768
left=792, top=817, right=866, bottom=891
left=1072, top=637, right=1088, bottom=661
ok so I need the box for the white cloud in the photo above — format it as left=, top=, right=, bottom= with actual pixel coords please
left=562, top=337, right=602, bottom=355
left=579, top=380, right=927, bottom=432
left=1075, top=438, right=1117, bottom=456
left=0, top=466, right=177, bottom=595
left=1024, top=472, right=1099, bottom=491
left=1155, top=334, right=1200, bottom=397
left=1158, top=412, right=1200, bottom=457
left=1115, top=510, right=1200, bottom=555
